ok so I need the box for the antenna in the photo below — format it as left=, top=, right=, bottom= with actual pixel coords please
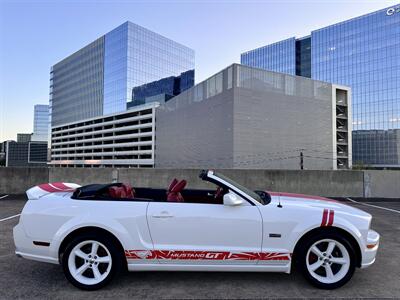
left=277, top=194, right=283, bottom=208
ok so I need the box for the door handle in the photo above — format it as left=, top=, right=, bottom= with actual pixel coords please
left=152, top=211, right=173, bottom=218
left=152, top=215, right=174, bottom=218
left=152, top=215, right=173, bottom=219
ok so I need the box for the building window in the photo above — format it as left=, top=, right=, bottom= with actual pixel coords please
left=227, top=67, right=233, bottom=89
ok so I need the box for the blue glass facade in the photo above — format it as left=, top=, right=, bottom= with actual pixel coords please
left=241, top=38, right=296, bottom=75
left=312, top=7, right=400, bottom=165
left=51, top=38, right=104, bottom=126
left=103, top=23, right=129, bottom=114
left=127, top=70, right=194, bottom=107
left=32, top=104, right=49, bottom=142
left=51, top=21, right=195, bottom=126
left=241, top=5, right=400, bottom=166
left=104, top=22, right=195, bottom=114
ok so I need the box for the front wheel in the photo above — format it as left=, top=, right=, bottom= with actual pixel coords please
left=62, top=234, right=122, bottom=290
left=298, top=232, right=356, bottom=289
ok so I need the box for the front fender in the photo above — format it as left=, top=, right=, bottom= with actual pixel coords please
left=290, top=214, right=365, bottom=256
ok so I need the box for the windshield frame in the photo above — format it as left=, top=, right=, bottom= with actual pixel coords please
left=210, top=171, right=265, bottom=205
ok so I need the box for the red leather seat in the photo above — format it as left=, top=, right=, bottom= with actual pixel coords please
left=167, top=179, right=187, bottom=202
left=108, top=184, right=135, bottom=199
left=122, top=184, right=135, bottom=199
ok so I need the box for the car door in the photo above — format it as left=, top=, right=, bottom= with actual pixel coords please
left=146, top=197, right=263, bottom=265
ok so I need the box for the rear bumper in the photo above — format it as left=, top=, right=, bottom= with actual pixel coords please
left=361, top=229, right=380, bottom=269
left=13, top=223, right=59, bottom=264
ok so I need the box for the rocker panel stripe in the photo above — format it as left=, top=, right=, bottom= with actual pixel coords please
left=125, top=250, right=291, bottom=261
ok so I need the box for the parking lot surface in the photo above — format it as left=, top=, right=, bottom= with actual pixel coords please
left=1, top=196, right=399, bottom=299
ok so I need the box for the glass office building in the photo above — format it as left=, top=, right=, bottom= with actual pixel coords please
left=50, top=38, right=105, bottom=126
left=32, top=104, right=49, bottom=142
left=241, top=38, right=296, bottom=75
left=241, top=5, right=400, bottom=167
left=50, top=21, right=194, bottom=127
left=127, top=70, right=195, bottom=108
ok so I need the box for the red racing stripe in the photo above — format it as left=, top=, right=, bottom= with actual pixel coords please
left=327, top=210, right=334, bottom=226
left=50, top=182, right=75, bottom=191
left=38, top=184, right=60, bottom=193
left=38, top=182, right=75, bottom=193
left=321, top=208, right=328, bottom=226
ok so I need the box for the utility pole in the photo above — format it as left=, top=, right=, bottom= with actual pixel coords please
left=300, top=151, right=304, bottom=170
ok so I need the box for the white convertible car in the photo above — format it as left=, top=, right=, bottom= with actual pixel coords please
left=14, top=170, right=379, bottom=290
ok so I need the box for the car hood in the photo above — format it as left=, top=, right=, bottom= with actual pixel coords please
left=268, top=191, right=370, bottom=218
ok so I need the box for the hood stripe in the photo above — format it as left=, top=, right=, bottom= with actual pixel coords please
left=327, top=210, right=334, bottom=226
left=321, top=209, right=334, bottom=227
left=321, top=209, right=328, bottom=226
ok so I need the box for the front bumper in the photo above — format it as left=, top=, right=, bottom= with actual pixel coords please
left=361, top=229, right=380, bottom=268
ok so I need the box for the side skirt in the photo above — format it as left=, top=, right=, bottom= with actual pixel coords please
left=127, top=263, right=291, bottom=273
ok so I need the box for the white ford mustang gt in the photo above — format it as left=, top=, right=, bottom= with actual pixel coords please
left=14, top=170, right=379, bottom=290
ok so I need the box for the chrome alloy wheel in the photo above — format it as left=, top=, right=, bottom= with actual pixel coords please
left=306, top=239, right=350, bottom=284
left=67, top=240, right=112, bottom=285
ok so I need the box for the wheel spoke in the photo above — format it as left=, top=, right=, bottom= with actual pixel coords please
left=74, top=249, right=88, bottom=259
left=92, top=265, right=102, bottom=279
left=311, top=246, right=324, bottom=258
left=309, top=260, right=324, bottom=272
left=75, top=263, right=89, bottom=275
left=330, top=257, right=347, bottom=265
left=326, top=241, right=336, bottom=256
left=97, top=256, right=111, bottom=263
left=91, top=242, right=99, bottom=256
left=324, top=264, right=334, bottom=279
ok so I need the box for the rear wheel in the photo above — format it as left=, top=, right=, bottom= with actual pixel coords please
left=62, top=234, right=122, bottom=290
left=298, top=232, right=356, bottom=289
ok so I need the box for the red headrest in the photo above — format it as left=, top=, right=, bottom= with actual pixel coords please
left=171, top=180, right=187, bottom=193
left=168, top=178, right=179, bottom=192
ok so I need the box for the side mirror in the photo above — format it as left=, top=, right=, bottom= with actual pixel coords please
left=223, top=192, right=244, bottom=206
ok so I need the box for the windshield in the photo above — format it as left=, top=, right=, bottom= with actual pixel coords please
left=213, top=172, right=264, bottom=204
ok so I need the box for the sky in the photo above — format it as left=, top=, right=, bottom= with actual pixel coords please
left=0, top=0, right=398, bottom=141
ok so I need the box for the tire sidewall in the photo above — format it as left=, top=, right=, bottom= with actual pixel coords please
left=298, top=231, right=356, bottom=289
left=61, top=233, right=122, bottom=290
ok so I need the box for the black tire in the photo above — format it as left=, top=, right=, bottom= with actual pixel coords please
left=61, top=233, right=123, bottom=290
left=297, top=231, right=356, bottom=289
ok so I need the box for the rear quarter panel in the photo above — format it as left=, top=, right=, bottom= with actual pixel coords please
left=19, top=195, right=153, bottom=261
